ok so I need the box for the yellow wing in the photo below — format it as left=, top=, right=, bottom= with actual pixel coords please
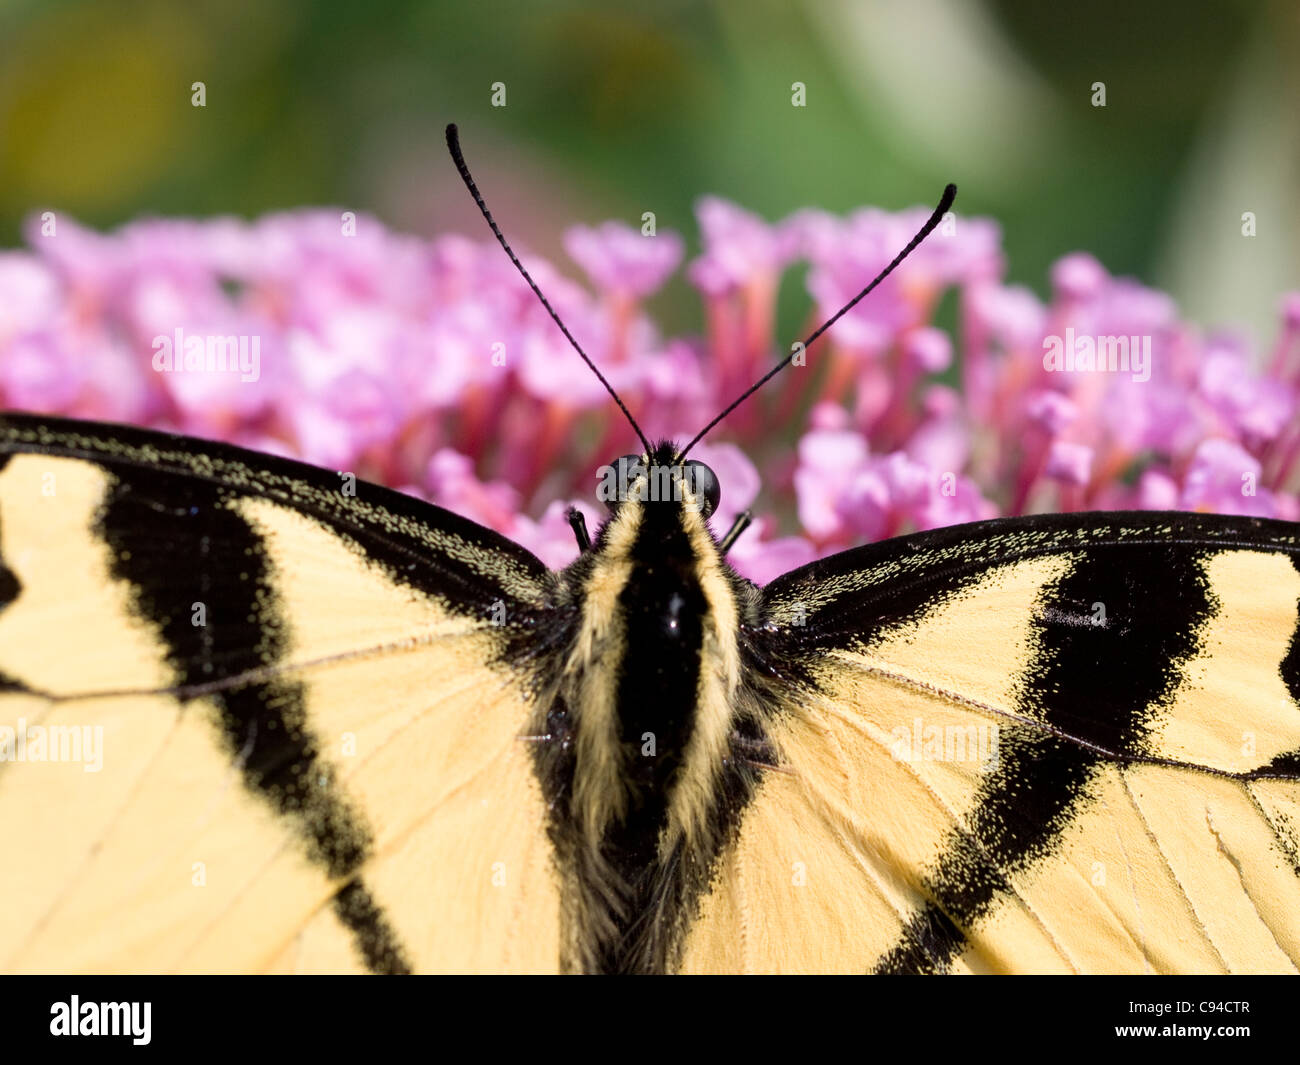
left=0, top=414, right=562, bottom=973
left=683, top=513, right=1300, bottom=973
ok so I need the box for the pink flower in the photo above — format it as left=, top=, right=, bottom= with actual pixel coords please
left=4, top=200, right=1298, bottom=579
left=518, top=300, right=646, bottom=408
left=564, top=222, right=683, bottom=300
left=1024, top=390, right=1078, bottom=435
left=1044, top=440, right=1093, bottom=486
left=803, top=208, right=930, bottom=355
left=914, top=473, right=997, bottom=530
left=637, top=340, right=713, bottom=442
left=1198, top=334, right=1294, bottom=444
left=794, top=428, right=870, bottom=542
left=0, top=253, right=61, bottom=340
left=22, top=215, right=123, bottom=299
left=687, top=198, right=797, bottom=296
left=1051, top=252, right=1108, bottom=303
left=1180, top=438, right=1276, bottom=517
left=425, top=449, right=522, bottom=530
left=905, top=388, right=971, bottom=474
left=1136, top=469, right=1180, bottom=510
left=902, top=327, right=952, bottom=374
left=726, top=526, right=816, bottom=585
left=0, top=332, right=86, bottom=411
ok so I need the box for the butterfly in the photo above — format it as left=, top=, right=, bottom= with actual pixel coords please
left=0, top=125, right=1297, bottom=975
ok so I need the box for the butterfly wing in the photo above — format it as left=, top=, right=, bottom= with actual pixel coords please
left=682, top=511, right=1300, bottom=973
left=0, top=413, right=563, bottom=973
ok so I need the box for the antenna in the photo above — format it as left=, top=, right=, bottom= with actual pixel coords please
left=445, top=124, right=652, bottom=456
left=677, top=182, right=957, bottom=460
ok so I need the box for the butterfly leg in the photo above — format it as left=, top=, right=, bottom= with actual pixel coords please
left=566, top=506, right=592, bottom=552
left=717, top=509, right=753, bottom=554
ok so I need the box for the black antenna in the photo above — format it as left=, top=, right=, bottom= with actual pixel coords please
left=445, top=124, right=652, bottom=456
left=677, top=182, right=957, bottom=460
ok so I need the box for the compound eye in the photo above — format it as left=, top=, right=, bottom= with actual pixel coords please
left=603, top=453, right=646, bottom=511
left=682, top=460, right=721, bottom=519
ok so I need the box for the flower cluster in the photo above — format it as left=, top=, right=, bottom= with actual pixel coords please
left=2, top=198, right=1296, bottom=582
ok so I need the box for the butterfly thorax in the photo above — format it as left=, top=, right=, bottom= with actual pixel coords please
left=531, top=444, right=767, bottom=973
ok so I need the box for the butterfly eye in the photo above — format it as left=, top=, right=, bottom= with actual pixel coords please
left=603, top=454, right=646, bottom=511
left=682, top=460, right=721, bottom=519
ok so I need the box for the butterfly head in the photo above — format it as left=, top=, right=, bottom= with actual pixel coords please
left=600, top=441, right=720, bottom=522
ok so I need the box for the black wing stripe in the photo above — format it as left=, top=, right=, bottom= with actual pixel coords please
left=872, top=876, right=980, bottom=975
left=1249, top=554, right=1300, bottom=781
left=98, top=461, right=412, bottom=974
left=0, top=413, right=550, bottom=617
left=0, top=459, right=18, bottom=614
left=1282, top=555, right=1300, bottom=706
left=1253, top=750, right=1300, bottom=778
left=766, top=511, right=1299, bottom=648
left=331, top=879, right=413, bottom=975
left=874, top=543, right=1216, bottom=973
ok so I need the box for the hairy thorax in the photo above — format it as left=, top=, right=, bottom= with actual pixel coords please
left=527, top=484, right=771, bottom=972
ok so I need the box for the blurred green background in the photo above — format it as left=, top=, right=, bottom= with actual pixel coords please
left=1, top=0, right=1296, bottom=345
